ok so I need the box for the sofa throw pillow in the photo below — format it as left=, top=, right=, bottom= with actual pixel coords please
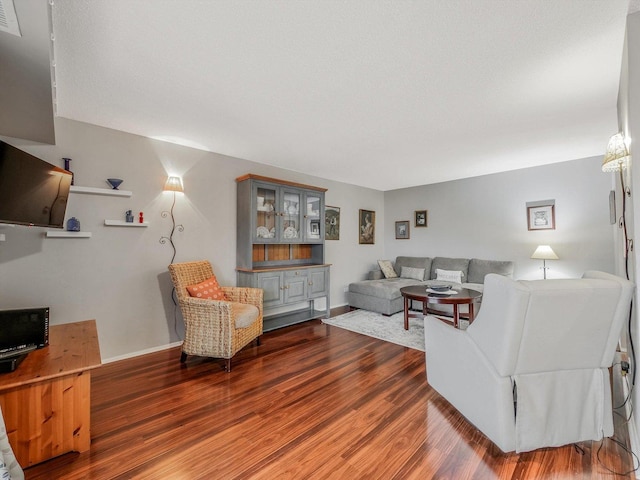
left=186, top=276, right=229, bottom=301
left=378, top=260, right=398, bottom=278
left=436, top=268, right=464, bottom=284
left=400, top=266, right=425, bottom=281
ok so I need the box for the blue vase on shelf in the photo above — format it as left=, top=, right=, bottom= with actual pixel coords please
left=66, top=217, right=80, bottom=232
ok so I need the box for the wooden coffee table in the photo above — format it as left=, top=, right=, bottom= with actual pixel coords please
left=400, top=285, right=482, bottom=329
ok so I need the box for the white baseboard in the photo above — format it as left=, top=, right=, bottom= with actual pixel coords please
left=620, top=374, right=640, bottom=478
left=102, top=341, right=183, bottom=364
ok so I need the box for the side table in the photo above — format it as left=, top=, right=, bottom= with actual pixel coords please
left=0, top=320, right=101, bottom=467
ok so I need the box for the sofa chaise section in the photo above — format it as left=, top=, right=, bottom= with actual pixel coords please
left=347, top=256, right=514, bottom=316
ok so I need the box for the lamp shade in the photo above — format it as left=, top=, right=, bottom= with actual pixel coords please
left=602, top=132, right=630, bottom=172
left=531, top=245, right=558, bottom=260
left=164, top=176, right=184, bottom=193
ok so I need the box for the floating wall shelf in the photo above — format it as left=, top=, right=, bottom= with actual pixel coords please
left=46, top=231, right=92, bottom=238
left=104, top=220, right=149, bottom=227
left=70, top=186, right=132, bottom=197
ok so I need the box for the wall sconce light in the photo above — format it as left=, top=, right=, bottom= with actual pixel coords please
left=160, top=176, right=185, bottom=264
left=164, top=175, right=184, bottom=193
left=602, top=132, right=630, bottom=173
left=531, top=245, right=558, bottom=279
left=602, top=132, right=632, bottom=280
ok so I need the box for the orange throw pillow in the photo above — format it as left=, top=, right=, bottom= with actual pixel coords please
left=186, top=276, right=229, bottom=301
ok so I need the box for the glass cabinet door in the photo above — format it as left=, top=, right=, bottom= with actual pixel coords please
left=304, top=193, right=322, bottom=242
left=255, top=184, right=277, bottom=241
left=281, top=188, right=301, bottom=242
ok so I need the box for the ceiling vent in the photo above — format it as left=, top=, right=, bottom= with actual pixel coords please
left=0, top=0, right=21, bottom=37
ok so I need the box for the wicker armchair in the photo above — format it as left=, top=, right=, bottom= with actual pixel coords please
left=168, top=260, right=263, bottom=371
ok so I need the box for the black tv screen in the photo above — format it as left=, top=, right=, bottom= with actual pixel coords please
left=0, top=140, right=72, bottom=228
left=0, top=307, right=49, bottom=354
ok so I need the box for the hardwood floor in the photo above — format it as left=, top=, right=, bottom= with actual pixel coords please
left=25, top=310, right=636, bottom=479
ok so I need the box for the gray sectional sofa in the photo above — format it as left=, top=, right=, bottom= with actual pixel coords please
left=347, top=256, right=515, bottom=316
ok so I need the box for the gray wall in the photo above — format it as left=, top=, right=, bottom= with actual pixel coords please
left=0, top=117, right=384, bottom=361
left=0, top=116, right=615, bottom=362
left=384, top=157, right=614, bottom=280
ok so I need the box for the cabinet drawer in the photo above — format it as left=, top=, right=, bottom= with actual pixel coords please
left=284, top=270, right=308, bottom=303
left=284, top=270, right=308, bottom=279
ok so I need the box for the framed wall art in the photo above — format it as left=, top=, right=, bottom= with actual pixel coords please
left=527, top=202, right=555, bottom=231
left=395, top=220, right=410, bottom=239
left=325, top=206, right=340, bottom=240
left=359, top=209, right=375, bottom=244
left=415, top=210, right=428, bottom=227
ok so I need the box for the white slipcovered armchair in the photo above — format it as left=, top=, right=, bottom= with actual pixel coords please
left=0, top=406, right=23, bottom=479
left=425, top=271, right=633, bottom=453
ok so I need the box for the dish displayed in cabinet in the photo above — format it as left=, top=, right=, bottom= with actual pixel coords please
left=283, top=226, right=298, bottom=238
left=257, top=226, right=274, bottom=238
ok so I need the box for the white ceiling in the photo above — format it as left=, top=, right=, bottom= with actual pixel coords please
left=50, top=0, right=633, bottom=191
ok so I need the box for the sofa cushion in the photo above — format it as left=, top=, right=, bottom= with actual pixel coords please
left=430, top=257, right=469, bottom=280
left=377, top=259, right=398, bottom=278
left=467, top=258, right=515, bottom=284
left=424, top=279, right=484, bottom=293
left=400, top=266, right=425, bottom=281
left=436, top=268, right=464, bottom=284
left=234, top=303, right=260, bottom=328
left=463, top=282, right=484, bottom=293
left=424, top=279, right=458, bottom=288
left=395, top=256, right=432, bottom=280
left=349, top=277, right=424, bottom=300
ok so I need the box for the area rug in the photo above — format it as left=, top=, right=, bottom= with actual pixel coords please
left=322, top=310, right=425, bottom=351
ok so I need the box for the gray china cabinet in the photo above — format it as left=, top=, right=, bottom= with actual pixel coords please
left=236, top=174, right=330, bottom=331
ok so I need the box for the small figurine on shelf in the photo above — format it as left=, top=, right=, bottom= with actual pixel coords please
left=66, top=217, right=80, bottom=231
left=125, top=210, right=134, bottom=223
left=139, top=212, right=144, bottom=223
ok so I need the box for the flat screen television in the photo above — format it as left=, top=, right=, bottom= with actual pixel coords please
left=0, top=307, right=49, bottom=358
left=0, top=140, right=72, bottom=228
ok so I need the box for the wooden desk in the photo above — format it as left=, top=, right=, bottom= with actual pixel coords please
left=0, top=320, right=101, bottom=467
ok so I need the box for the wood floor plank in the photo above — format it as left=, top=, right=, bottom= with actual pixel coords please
left=23, top=315, right=637, bottom=479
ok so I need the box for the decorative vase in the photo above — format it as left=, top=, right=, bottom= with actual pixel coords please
left=62, top=158, right=74, bottom=185
left=66, top=217, right=80, bottom=231
left=125, top=210, right=134, bottom=223
left=107, top=178, right=123, bottom=190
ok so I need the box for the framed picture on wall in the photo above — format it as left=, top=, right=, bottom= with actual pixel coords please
left=359, top=209, right=375, bottom=244
left=395, top=220, right=410, bottom=239
left=527, top=204, right=555, bottom=230
left=325, top=206, right=340, bottom=240
left=415, top=210, right=428, bottom=227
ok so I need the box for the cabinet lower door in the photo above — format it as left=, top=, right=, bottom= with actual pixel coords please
left=308, top=268, right=329, bottom=298
left=258, top=272, right=284, bottom=308
left=284, top=271, right=308, bottom=303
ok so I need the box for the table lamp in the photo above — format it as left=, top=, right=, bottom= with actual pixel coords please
left=531, top=245, right=558, bottom=279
